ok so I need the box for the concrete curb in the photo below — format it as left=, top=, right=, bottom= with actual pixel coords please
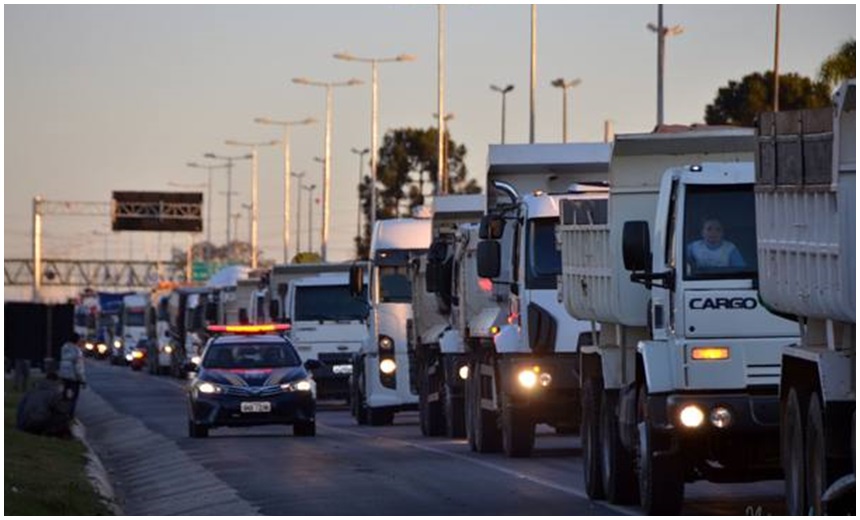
left=76, top=383, right=260, bottom=515
left=71, top=420, right=124, bottom=515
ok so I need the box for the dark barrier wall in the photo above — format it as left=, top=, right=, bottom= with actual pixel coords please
left=4, top=302, right=74, bottom=368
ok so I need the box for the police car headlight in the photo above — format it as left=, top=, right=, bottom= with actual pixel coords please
left=281, top=379, right=314, bottom=392
left=197, top=382, right=221, bottom=394
left=379, top=359, right=397, bottom=374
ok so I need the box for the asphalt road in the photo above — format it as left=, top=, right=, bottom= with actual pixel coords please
left=80, top=359, right=787, bottom=516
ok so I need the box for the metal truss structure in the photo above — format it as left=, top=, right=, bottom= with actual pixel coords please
left=5, top=258, right=186, bottom=289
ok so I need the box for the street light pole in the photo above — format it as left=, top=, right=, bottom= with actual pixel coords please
left=204, top=152, right=252, bottom=245
left=550, top=78, right=582, bottom=143
left=333, top=52, right=414, bottom=247
left=647, top=5, right=684, bottom=127
left=303, top=184, right=317, bottom=254
left=254, top=116, right=316, bottom=264
left=530, top=4, right=537, bottom=144
left=290, top=172, right=305, bottom=256
left=225, top=140, right=279, bottom=269
left=187, top=161, right=229, bottom=248
left=292, top=77, right=363, bottom=262
left=490, top=84, right=515, bottom=144
left=351, top=147, right=370, bottom=253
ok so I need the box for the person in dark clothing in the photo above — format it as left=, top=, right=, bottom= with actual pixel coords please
left=16, top=372, right=71, bottom=438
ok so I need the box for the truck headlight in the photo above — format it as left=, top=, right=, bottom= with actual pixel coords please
left=85, top=342, right=94, bottom=351
left=164, top=345, right=173, bottom=354
left=125, top=353, right=133, bottom=362
left=458, top=365, right=469, bottom=380
left=97, top=343, right=108, bottom=354
left=378, top=335, right=394, bottom=351
left=710, top=406, right=732, bottom=429
left=379, top=359, right=397, bottom=374
left=132, top=350, right=144, bottom=360
left=679, top=404, right=705, bottom=428
left=113, top=339, right=122, bottom=349
left=517, top=369, right=537, bottom=389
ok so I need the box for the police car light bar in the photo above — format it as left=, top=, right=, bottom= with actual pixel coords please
left=207, top=324, right=291, bottom=334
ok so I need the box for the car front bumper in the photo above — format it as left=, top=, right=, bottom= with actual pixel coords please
left=189, top=391, right=315, bottom=428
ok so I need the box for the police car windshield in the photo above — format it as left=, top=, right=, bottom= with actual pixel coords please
left=203, top=342, right=301, bottom=369
left=683, top=184, right=758, bottom=281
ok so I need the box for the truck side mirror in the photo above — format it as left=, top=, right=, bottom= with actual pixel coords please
left=349, top=264, right=365, bottom=297
left=424, top=241, right=447, bottom=293
left=477, top=240, right=501, bottom=278
left=622, top=221, right=651, bottom=272
left=205, top=301, right=218, bottom=323
left=479, top=215, right=504, bottom=240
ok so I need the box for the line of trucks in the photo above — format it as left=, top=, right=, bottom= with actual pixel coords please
left=73, top=80, right=854, bottom=515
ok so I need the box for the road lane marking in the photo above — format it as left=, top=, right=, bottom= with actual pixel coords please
left=316, top=422, right=637, bottom=516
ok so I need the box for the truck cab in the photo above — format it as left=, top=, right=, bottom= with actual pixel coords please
left=474, top=143, right=610, bottom=457
left=119, top=292, right=151, bottom=363
left=559, top=128, right=798, bottom=514
left=350, top=218, right=432, bottom=426
left=286, top=273, right=369, bottom=400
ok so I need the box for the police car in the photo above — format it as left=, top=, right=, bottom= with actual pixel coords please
left=187, top=324, right=320, bottom=438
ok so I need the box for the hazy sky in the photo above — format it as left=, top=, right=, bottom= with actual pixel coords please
left=4, top=4, right=855, bottom=274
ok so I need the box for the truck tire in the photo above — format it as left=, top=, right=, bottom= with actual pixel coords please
left=783, top=388, right=806, bottom=516
left=581, top=377, right=605, bottom=499
left=444, top=373, right=466, bottom=438
left=419, top=357, right=445, bottom=436
left=501, top=394, right=535, bottom=458
left=803, top=392, right=852, bottom=514
left=367, top=407, right=394, bottom=426
left=637, top=387, right=684, bottom=515
left=600, top=390, right=638, bottom=505
left=293, top=420, right=316, bottom=437
left=350, top=372, right=368, bottom=426
left=470, top=359, right=501, bottom=453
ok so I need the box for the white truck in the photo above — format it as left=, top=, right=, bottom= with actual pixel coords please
left=413, top=194, right=485, bottom=437
left=268, top=263, right=352, bottom=323
left=117, top=292, right=151, bottom=366
left=349, top=218, right=432, bottom=425
left=755, top=81, right=855, bottom=515
left=558, top=128, right=798, bottom=514
left=474, top=143, right=610, bottom=457
left=285, top=272, right=369, bottom=401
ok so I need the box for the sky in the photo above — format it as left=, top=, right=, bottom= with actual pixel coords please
left=4, top=3, right=856, bottom=295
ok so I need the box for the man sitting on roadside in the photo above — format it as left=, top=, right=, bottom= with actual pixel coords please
left=16, top=372, right=71, bottom=438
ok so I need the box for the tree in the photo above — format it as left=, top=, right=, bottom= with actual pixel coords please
left=705, top=72, right=830, bottom=126
left=355, top=127, right=481, bottom=258
left=818, top=39, right=855, bottom=89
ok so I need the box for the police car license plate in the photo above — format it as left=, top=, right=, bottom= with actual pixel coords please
left=240, top=401, right=271, bottom=413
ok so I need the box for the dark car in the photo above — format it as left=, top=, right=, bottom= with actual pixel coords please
left=187, top=325, right=320, bottom=438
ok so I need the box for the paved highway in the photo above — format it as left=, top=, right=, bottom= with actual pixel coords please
left=78, top=360, right=786, bottom=515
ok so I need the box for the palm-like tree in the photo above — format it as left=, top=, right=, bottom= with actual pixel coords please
left=818, top=39, right=855, bottom=89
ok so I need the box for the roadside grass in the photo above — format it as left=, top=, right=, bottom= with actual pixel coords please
left=4, top=378, right=112, bottom=515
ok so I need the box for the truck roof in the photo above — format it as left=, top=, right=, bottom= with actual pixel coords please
left=292, top=273, right=350, bottom=287
left=613, top=127, right=754, bottom=157
left=270, top=263, right=351, bottom=277
left=432, top=194, right=485, bottom=215
left=487, top=143, right=611, bottom=175
left=371, top=218, right=432, bottom=253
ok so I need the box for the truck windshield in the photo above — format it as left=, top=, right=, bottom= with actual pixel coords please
left=124, top=310, right=146, bottom=327
left=526, top=218, right=561, bottom=290
left=683, top=184, right=758, bottom=280
left=295, top=285, right=368, bottom=322
left=379, top=265, right=412, bottom=303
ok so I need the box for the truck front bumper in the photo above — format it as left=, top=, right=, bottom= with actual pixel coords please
left=496, top=354, right=580, bottom=422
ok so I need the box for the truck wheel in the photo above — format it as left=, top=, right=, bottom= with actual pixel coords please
left=581, top=377, right=605, bottom=499
left=188, top=420, right=208, bottom=438
left=783, top=388, right=806, bottom=516
left=367, top=407, right=394, bottom=426
left=420, top=360, right=445, bottom=436
left=350, top=370, right=368, bottom=426
left=445, top=390, right=466, bottom=438
left=501, top=395, right=535, bottom=458
left=471, top=360, right=501, bottom=453
left=637, top=387, right=684, bottom=515
left=293, top=420, right=316, bottom=437
left=600, top=390, right=638, bottom=505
